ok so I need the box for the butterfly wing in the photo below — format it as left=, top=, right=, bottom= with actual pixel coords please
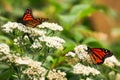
left=22, top=8, right=34, bottom=21
left=18, top=8, right=48, bottom=28
left=25, top=19, right=40, bottom=28
left=88, top=47, right=113, bottom=64
left=38, top=18, right=48, bottom=24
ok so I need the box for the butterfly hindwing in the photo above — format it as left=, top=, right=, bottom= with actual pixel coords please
left=25, top=19, right=40, bottom=28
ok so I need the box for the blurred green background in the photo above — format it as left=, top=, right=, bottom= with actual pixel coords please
left=0, top=0, right=120, bottom=59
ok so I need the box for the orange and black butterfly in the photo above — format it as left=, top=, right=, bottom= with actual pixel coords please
left=18, top=8, right=48, bottom=28
left=87, top=47, right=113, bottom=65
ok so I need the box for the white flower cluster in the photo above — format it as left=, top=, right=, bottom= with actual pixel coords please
left=6, top=54, right=48, bottom=78
left=73, top=63, right=100, bottom=76
left=0, top=43, right=47, bottom=80
left=2, top=22, right=65, bottom=49
left=104, top=56, right=120, bottom=67
left=74, top=45, right=93, bottom=64
left=30, top=39, right=42, bottom=49
left=22, top=59, right=47, bottom=80
left=65, top=51, right=76, bottom=57
left=14, top=36, right=22, bottom=46
left=66, top=45, right=92, bottom=64
left=39, top=36, right=65, bottom=49
left=0, top=43, right=10, bottom=55
left=38, top=22, right=63, bottom=31
left=47, top=69, right=67, bottom=80
left=2, top=22, right=46, bottom=36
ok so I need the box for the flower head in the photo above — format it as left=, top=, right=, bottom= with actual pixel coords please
left=38, top=22, right=63, bottom=31
left=0, top=43, right=10, bottom=55
left=73, top=63, right=100, bottom=76
left=2, top=22, right=46, bottom=36
left=65, top=51, right=76, bottom=57
left=47, top=69, right=67, bottom=80
left=30, top=39, right=42, bottom=49
left=39, top=36, right=65, bottom=49
left=74, top=45, right=93, bottom=64
left=104, top=56, right=120, bottom=67
left=2, top=22, right=65, bottom=50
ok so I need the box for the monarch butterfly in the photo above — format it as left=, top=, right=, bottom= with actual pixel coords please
left=18, top=8, right=48, bottom=28
left=87, top=47, right=113, bottom=65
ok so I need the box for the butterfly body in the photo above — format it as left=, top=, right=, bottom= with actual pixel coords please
left=87, top=47, right=113, bottom=65
left=18, top=8, right=48, bottom=28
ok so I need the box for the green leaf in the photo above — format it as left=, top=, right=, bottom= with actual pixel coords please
left=82, top=37, right=103, bottom=47
left=0, top=36, right=11, bottom=44
left=0, top=69, right=13, bottom=80
left=0, top=64, right=9, bottom=70
left=58, top=14, right=77, bottom=29
left=70, top=4, right=96, bottom=18
left=42, top=56, right=54, bottom=69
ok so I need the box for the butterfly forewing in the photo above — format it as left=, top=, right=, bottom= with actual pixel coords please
left=88, top=47, right=113, bottom=65
left=23, top=8, right=34, bottom=21
left=89, top=52, right=104, bottom=64
left=91, top=48, right=107, bottom=60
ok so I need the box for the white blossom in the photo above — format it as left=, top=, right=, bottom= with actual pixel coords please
left=74, top=45, right=92, bottom=64
left=86, top=77, right=93, bottom=80
left=73, top=63, right=100, bottom=76
left=104, top=56, right=120, bottom=67
left=38, top=36, right=65, bottom=49
left=2, top=22, right=20, bottom=33
left=74, top=45, right=88, bottom=54
left=2, top=22, right=65, bottom=50
left=24, top=35, right=29, bottom=40
left=30, top=39, right=42, bottom=49
left=0, top=49, right=47, bottom=80
left=14, top=37, right=21, bottom=45
left=21, top=57, right=47, bottom=80
left=38, top=22, right=63, bottom=31
left=2, top=22, right=46, bottom=36
left=65, top=51, right=76, bottom=57
left=0, top=43, right=10, bottom=55
left=47, top=69, right=67, bottom=80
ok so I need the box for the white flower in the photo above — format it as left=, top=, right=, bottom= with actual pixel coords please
left=14, top=37, right=21, bottom=45
left=2, top=53, right=47, bottom=79
left=23, top=64, right=47, bottom=80
left=38, top=22, right=63, bottom=31
left=24, top=35, right=29, bottom=40
left=47, top=69, right=67, bottom=80
left=2, top=22, right=65, bottom=50
left=74, top=45, right=88, bottom=54
left=2, top=22, right=19, bottom=33
left=20, top=57, right=47, bottom=80
left=104, top=56, right=120, bottom=67
left=30, top=39, right=42, bottom=49
left=65, top=52, right=76, bottom=57
left=86, top=77, right=93, bottom=80
left=74, top=45, right=92, bottom=64
left=39, top=36, right=65, bottom=49
left=0, top=43, right=10, bottom=55
left=73, top=63, right=100, bottom=76
left=2, top=22, right=46, bottom=36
